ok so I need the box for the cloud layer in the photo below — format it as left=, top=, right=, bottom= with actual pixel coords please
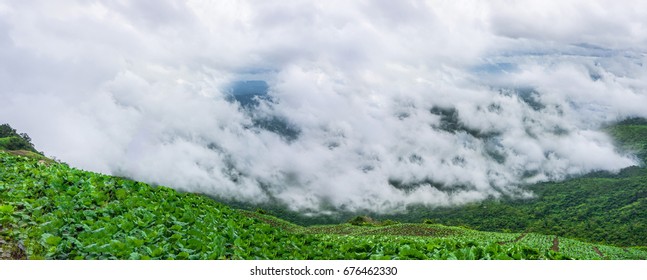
left=2, top=0, right=647, bottom=213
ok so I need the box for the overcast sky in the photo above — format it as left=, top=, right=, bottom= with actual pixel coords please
left=1, top=0, right=647, bottom=213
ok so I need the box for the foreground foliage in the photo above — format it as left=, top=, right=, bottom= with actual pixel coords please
left=2, top=152, right=645, bottom=260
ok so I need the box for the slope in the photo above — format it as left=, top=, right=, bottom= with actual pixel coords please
left=231, top=119, right=647, bottom=248
left=1, top=151, right=645, bottom=259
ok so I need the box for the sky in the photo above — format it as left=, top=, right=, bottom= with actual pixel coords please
left=1, top=0, right=647, bottom=214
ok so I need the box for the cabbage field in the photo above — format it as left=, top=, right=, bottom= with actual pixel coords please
left=1, top=150, right=645, bottom=260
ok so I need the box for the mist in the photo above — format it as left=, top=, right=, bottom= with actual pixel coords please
left=1, top=0, right=646, bottom=213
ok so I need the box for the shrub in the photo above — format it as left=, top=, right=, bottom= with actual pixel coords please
left=348, top=216, right=378, bottom=226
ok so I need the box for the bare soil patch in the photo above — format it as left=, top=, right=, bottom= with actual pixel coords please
left=551, top=236, right=559, bottom=252
left=498, top=231, right=528, bottom=245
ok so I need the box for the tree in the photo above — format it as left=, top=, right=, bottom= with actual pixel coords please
left=0, top=123, right=17, bottom=138
left=19, top=133, right=32, bottom=145
left=0, top=123, right=39, bottom=153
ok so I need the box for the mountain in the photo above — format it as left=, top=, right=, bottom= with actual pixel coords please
left=212, top=118, right=647, bottom=248
left=1, top=122, right=646, bottom=259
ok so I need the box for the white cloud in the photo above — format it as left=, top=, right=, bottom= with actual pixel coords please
left=1, top=0, right=646, bottom=213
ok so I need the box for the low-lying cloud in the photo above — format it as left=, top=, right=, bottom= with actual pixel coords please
left=1, top=0, right=646, bottom=213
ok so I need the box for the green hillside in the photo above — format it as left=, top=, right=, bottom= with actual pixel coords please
left=0, top=124, right=41, bottom=155
left=227, top=119, right=647, bottom=249
left=1, top=121, right=646, bottom=259
left=1, top=151, right=646, bottom=260
left=378, top=118, right=647, bottom=247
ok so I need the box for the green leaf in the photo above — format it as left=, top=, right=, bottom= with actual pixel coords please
left=170, top=233, right=182, bottom=241
left=115, top=189, right=127, bottom=200
left=177, top=251, right=190, bottom=260
left=0, top=204, right=15, bottom=214
left=42, top=233, right=62, bottom=246
left=129, top=252, right=141, bottom=260
left=151, top=247, right=164, bottom=258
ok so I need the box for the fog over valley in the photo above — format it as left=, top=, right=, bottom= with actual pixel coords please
left=1, top=0, right=647, bottom=213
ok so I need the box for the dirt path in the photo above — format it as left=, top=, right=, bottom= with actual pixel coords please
left=498, top=231, right=528, bottom=245
left=0, top=240, right=26, bottom=259
left=0, top=237, right=7, bottom=259
left=551, top=236, right=559, bottom=252
left=0, top=226, right=27, bottom=260
left=593, top=246, right=604, bottom=258
left=513, top=232, right=528, bottom=242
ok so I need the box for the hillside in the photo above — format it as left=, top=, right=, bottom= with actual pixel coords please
left=2, top=121, right=647, bottom=259
left=382, top=118, right=647, bottom=247
left=222, top=119, right=647, bottom=248
left=0, top=124, right=41, bottom=155
left=1, top=150, right=646, bottom=260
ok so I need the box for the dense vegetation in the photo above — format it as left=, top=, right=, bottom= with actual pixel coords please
left=0, top=124, right=40, bottom=154
left=384, top=118, right=647, bottom=247
left=2, top=151, right=645, bottom=259
left=225, top=119, right=647, bottom=248
left=1, top=120, right=646, bottom=259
